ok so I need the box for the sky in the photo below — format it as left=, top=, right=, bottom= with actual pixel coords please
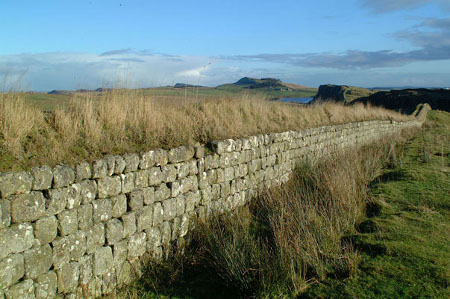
left=1, top=0, right=450, bottom=91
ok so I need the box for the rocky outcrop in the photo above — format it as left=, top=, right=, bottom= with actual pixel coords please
left=312, top=84, right=375, bottom=103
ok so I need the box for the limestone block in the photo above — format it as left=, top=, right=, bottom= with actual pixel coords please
left=111, top=194, right=127, bottom=218
left=175, top=162, right=190, bottom=180
left=123, top=153, right=139, bottom=173
left=220, top=182, right=231, bottom=198
left=171, top=217, right=180, bottom=241
left=154, top=149, right=168, bottom=166
left=135, top=170, right=149, bottom=189
left=154, top=184, right=171, bottom=204
left=74, top=161, right=91, bottom=183
left=148, top=167, right=162, bottom=186
left=162, top=198, right=176, bottom=221
left=175, top=195, right=185, bottom=216
left=10, top=192, right=45, bottom=223
left=180, top=215, right=189, bottom=238
left=57, top=262, right=79, bottom=293
left=161, top=222, right=171, bottom=245
left=121, top=212, right=136, bottom=238
left=189, top=159, right=198, bottom=176
left=113, top=239, right=128, bottom=269
left=105, top=155, right=116, bottom=176
left=4, top=279, right=34, bottom=299
left=30, top=166, right=53, bottom=191
left=86, top=223, right=105, bottom=255
left=24, top=244, right=52, bottom=279
left=0, top=224, right=34, bottom=260
left=114, top=156, right=126, bottom=175
left=57, top=209, right=78, bottom=236
left=92, top=159, right=108, bottom=179
left=106, top=218, right=124, bottom=245
left=97, top=176, right=121, bottom=198
left=201, top=187, right=212, bottom=205
left=146, top=227, right=161, bottom=251
left=211, top=139, right=234, bottom=154
left=161, top=165, right=176, bottom=183
left=142, top=187, right=155, bottom=206
left=93, top=247, right=114, bottom=276
left=219, top=153, right=231, bottom=168
left=0, top=171, right=33, bottom=198
left=0, top=253, right=24, bottom=289
left=216, top=168, right=225, bottom=184
left=139, top=151, right=155, bottom=170
left=224, top=167, right=234, bottom=182
left=78, top=255, right=93, bottom=285
left=152, top=202, right=163, bottom=226
left=78, top=180, right=97, bottom=205
left=116, top=260, right=132, bottom=287
left=0, top=199, right=11, bottom=229
left=77, top=204, right=93, bottom=231
left=120, top=172, right=135, bottom=194
left=194, top=143, right=205, bottom=159
left=168, top=146, right=195, bottom=164
left=185, top=191, right=201, bottom=212
left=136, top=206, right=153, bottom=232
left=53, top=165, right=75, bottom=189
left=127, top=232, right=146, bottom=260
left=128, top=190, right=144, bottom=211
left=93, top=199, right=112, bottom=223
left=34, top=271, right=57, bottom=299
left=46, top=190, right=66, bottom=217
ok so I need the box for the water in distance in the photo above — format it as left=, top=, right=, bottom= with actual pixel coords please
left=278, top=97, right=313, bottom=104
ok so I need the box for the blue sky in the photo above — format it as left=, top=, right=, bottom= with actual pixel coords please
left=1, top=0, right=449, bottom=90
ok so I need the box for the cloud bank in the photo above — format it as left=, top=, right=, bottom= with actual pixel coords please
left=359, top=0, right=450, bottom=13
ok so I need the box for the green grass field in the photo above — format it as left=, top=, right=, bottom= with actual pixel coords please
left=303, top=110, right=450, bottom=298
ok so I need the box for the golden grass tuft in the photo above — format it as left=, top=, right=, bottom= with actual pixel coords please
left=1, top=89, right=412, bottom=171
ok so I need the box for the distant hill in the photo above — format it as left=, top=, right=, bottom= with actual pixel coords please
left=312, top=84, right=375, bottom=103
left=355, top=89, right=450, bottom=113
left=220, top=77, right=312, bottom=91
left=48, top=90, right=74, bottom=95
left=173, top=83, right=204, bottom=88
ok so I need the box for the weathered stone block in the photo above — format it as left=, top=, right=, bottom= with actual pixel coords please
left=162, top=198, right=176, bottom=221
left=111, top=194, right=127, bottom=218
left=146, top=227, right=161, bottom=251
left=57, top=209, right=78, bottom=236
left=171, top=217, right=180, bottom=241
left=92, top=159, right=108, bottom=179
left=78, top=255, right=93, bottom=285
left=77, top=204, right=93, bottom=231
left=175, top=162, right=190, bottom=179
left=128, top=190, right=144, bottom=211
left=34, top=271, right=57, bottom=299
left=127, top=232, right=146, bottom=260
left=161, top=165, right=176, bottom=183
left=180, top=215, right=189, bottom=238
left=10, top=192, right=45, bottom=223
left=154, top=149, right=168, bottom=166
left=24, top=244, right=52, bottom=279
left=136, top=205, right=153, bottom=232
left=0, top=171, right=33, bottom=198
left=116, top=260, right=132, bottom=287
left=148, top=167, right=162, bottom=186
left=175, top=195, right=185, bottom=216
left=79, top=180, right=97, bottom=205
left=94, top=247, right=114, bottom=276
left=194, top=143, right=205, bottom=159
left=185, top=191, right=201, bottom=212
left=0, top=224, right=34, bottom=260
left=120, top=172, right=135, bottom=194
left=97, top=176, right=121, bottom=198
left=4, top=279, right=34, bottom=299
left=161, top=221, right=171, bottom=245
left=0, top=253, right=24, bottom=289
left=57, top=262, right=79, bottom=293
left=93, top=199, right=112, bottom=223
left=121, top=212, right=136, bottom=238
left=105, top=155, right=116, bottom=176
left=154, top=184, right=170, bottom=202
left=86, top=223, right=105, bottom=254
left=106, top=218, right=124, bottom=245
left=75, top=161, right=91, bottom=182
left=114, top=155, right=126, bottom=175
left=113, top=239, right=128, bottom=269
left=123, top=153, right=139, bottom=173
left=189, top=159, right=198, bottom=176
left=139, top=151, right=155, bottom=170
left=0, top=199, right=11, bottom=229
left=142, top=187, right=155, bottom=206
left=135, top=170, right=149, bottom=189
left=46, top=189, right=66, bottom=217
left=152, top=202, right=163, bottom=226
left=31, top=166, right=53, bottom=190
left=53, top=165, right=75, bottom=188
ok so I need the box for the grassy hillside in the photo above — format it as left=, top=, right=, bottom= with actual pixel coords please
left=313, top=84, right=375, bottom=103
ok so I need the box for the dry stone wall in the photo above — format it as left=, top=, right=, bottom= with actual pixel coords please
left=0, top=118, right=423, bottom=298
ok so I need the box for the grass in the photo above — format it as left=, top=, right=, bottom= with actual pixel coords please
left=0, top=90, right=410, bottom=172
left=118, top=130, right=413, bottom=298
left=303, top=109, right=450, bottom=298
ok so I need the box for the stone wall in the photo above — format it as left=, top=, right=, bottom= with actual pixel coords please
left=0, top=118, right=423, bottom=298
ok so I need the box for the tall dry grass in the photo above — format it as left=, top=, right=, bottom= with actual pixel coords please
left=1, top=90, right=411, bottom=171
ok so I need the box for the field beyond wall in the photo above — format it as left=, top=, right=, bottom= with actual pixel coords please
left=1, top=90, right=411, bottom=171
